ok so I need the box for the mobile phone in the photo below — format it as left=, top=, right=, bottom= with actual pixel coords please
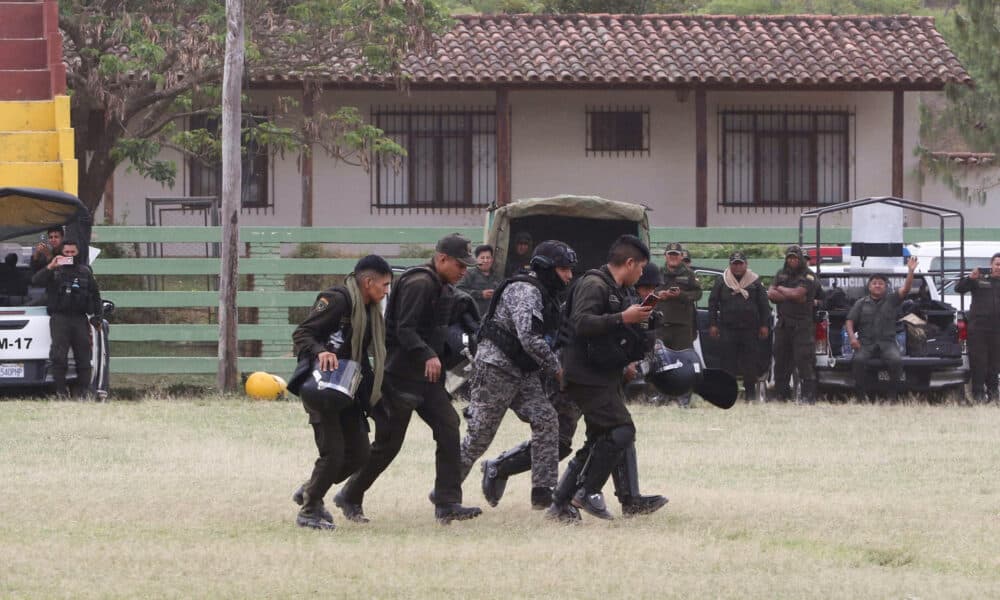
left=978, top=267, right=991, bottom=277
left=640, top=293, right=659, bottom=308
left=56, top=256, right=72, bottom=266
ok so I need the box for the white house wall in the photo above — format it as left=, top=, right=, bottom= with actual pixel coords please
left=103, top=87, right=1000, bottom=233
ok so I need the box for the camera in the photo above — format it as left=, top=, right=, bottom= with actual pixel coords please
left=978, top=267, right=991, bottom=277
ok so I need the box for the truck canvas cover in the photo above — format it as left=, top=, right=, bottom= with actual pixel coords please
left=487, top=195, right=649, bottom=273
left=0, top=187, right=92, bottom=263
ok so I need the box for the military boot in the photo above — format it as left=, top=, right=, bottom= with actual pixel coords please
left=434, top=503, right=483, bottom=525
left=296, top=502, right=335, bottom=530
left=293, top=484, right=333, bottom=523
left=333, top=490, right=370, bottom=523
left=481, top=441, right=532, bottom=507
left=572, top=489, right=614, bottom=520
left=612, top=443, right=668, bottom=517
left=800, top=379, right=817, bottom=405
left=547, top=455, right=585, bottom=521
left=530, top=486, right=552, bottom=510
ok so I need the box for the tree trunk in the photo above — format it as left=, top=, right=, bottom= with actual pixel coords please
left=217, top=0, right=244, bottom=393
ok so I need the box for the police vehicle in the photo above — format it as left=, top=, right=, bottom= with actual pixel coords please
left=0, top=187, right=112, bottom=397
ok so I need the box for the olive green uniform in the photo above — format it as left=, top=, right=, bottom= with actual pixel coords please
left=656, top=263, right=702, bottom=350
left=771, top=263, right=821, bottom=402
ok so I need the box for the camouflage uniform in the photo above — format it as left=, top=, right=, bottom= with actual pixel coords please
left=460, top=279, right=561, bottom=489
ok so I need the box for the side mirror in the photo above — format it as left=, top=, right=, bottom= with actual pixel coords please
left=102, top=299, right=116, bottom=319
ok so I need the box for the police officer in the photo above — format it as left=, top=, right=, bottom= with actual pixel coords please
left=457, top=244, right=503, bottom=319
left=287, top=255, right=393, bottom=530
left=708, top=252, right=770, bottom=402
left=546, top=234, right=662, bottom=522
left=30, top=240, right=102, bottom=398
left=459, top=241, right=575, bottom=509
left=954, top=254, right=1000, bottom=402
left=656, top=242, right=702, bottom=406
left=768, top=245, right=822, bottom=404
left=845, top=257, right=918, bottom=402
left=337, top=234, right=482, bottom=524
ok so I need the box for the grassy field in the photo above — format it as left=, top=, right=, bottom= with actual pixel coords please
left=2, top=398, right=999, bottom=599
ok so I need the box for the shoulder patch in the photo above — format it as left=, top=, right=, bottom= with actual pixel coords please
left=313, top=297, right=329, bottom=312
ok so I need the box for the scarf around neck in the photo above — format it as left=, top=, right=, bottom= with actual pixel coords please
left=723, top=267, right=759, bottom=300
left=345, top=274, right=386, bottom=405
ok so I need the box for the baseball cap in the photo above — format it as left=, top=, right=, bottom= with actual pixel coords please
left=785, top=245, right=803, bottom=257
left=665, top=242, right=684, bottom=255
left=729, top=251, right=747, bottom=264
left=436, top=233, right=477, bottom=266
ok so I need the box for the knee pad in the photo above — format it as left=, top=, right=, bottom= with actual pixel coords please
left=607, top=424, right=636, bottom=451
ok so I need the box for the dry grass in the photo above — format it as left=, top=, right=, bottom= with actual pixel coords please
left=2, top=398, right=999, bottom=599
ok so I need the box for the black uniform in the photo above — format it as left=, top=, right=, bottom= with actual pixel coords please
left=31, top=261, right=101, bottom=397
left=551, top=266, right=649, bottom=513
left=770, top=257, right=821, bottom=402
left=708, top=275, right=770, bottom=395
left=290, top=286, right=373, bottom=513
left=340, top=264, right=466, bottom=507
left=955, top=274, right=1000, bottom=401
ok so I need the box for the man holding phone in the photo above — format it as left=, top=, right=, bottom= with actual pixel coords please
left=31, top=241, right=102, bottom=398
left=30, top=226, right=64, bottom=273
left=955, top=253, right=1000, bottom=402
left=656, top=243, right=702, bottom=406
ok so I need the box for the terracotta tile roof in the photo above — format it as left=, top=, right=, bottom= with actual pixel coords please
left=256, top=14, right=971, bottom=89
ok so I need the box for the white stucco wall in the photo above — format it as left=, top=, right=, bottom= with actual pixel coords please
left=102, top=87, right=1000, bottom=232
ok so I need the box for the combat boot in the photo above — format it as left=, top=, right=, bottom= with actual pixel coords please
left=544, top=501, right=582, bottom=524
left=800, top=379, right=817, bottom=405
left=293, top=485, right=333, bottom=523
left=434, top=503, right=483, bottom=525
left=612, top=443, right=668, bottom=517
left=296, top=503, right=335, bottom=530
left=333, top=490, right=370, bottom=523
left=480, top=441, right=532, bottom=507
left=571, top=489, right=614, bottom=520
left=530, top=486, right=552, bottom=510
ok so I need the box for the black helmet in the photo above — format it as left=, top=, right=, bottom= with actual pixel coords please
left=530, top=240, right=578, bottom=270
left=636, top=263, right=663, bottom=288
left=298, top=359, right=363, bottom=411
left=644, top=343, right=703, bottom=396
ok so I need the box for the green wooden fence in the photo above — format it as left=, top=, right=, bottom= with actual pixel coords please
left=92, top=225, right=1000, bottom=375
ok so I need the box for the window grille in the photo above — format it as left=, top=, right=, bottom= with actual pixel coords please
left=718, top=107, right=854, bottom=211
left=371, top=106, right=497, bottom=213
left=188, top=114, right=272, bottom=214
left=586, top=106, right=649, bottom=156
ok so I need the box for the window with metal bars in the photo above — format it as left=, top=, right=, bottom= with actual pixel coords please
left=371, top=107, right=497, bottom=212
left=719, top=108, right=853, bottom=209
left=188, top=114, right=272, bottom=213
left=586, top=107, right=649, bottom=156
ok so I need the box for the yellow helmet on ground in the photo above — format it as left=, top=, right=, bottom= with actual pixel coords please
left=245, top=371, right=286, bottom=400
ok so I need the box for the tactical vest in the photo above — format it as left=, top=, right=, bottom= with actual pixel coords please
left=48, top=266, right=94, bottom=315
left=562, top=268, right=647, bottom=370
left=478, top=273, right=559, bottom=372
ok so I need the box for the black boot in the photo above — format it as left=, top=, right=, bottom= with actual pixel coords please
left=546, top=456, right=585, bottom=523
left=530, top=486, right=552, bottom=510
left=572, top=488, right=614, bottom=520
left=293, top=484, right=333, bottom=522
left=800, top=379, right=817, bottom=405
left=434, top=503, right=483, bottom=525
left=612, top=443, right=668, bottom=517
left=481, top=441, right=532, bottom=507
left=296, top=502, right=335, bottom=530
left=333, top=490, right=370, bottom=523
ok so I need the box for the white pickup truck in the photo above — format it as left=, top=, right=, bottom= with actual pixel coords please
left=0, top=187, right=111, bottom=397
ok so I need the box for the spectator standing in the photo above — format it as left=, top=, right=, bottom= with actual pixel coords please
left=954, top=253, right=1000, bottom=402
left=457, top=244, right=503, bottom=319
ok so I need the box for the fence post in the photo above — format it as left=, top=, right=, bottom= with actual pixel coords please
left=248, top=241, right=289, bottom=358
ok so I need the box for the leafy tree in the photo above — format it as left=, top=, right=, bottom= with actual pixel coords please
left=60, top=0, right=451, bottom=215
left=918, top=0, right=999, bottom=203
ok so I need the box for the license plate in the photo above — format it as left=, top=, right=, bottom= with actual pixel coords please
left=0, top=363, right=25, bottom=378
left=877, top=371, right=906, bottom=382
